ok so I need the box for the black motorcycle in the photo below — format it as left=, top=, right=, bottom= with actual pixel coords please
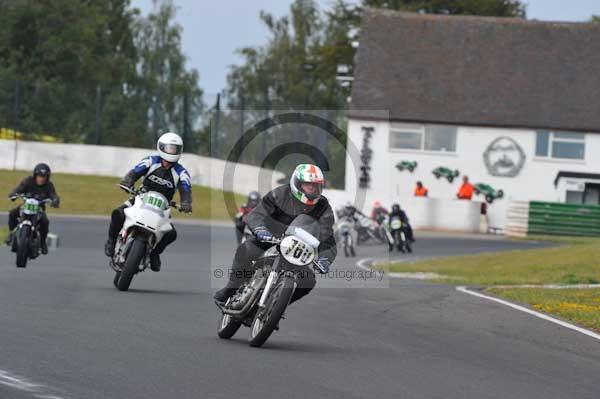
left=216, top=215, right=327, bottom=347
left=386, top=215, right=413, bottom=253
left=9, top=194, right=53, bottom=268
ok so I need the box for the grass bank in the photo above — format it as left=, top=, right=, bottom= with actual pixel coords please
left=381, top=236, right=600, bottom=286
left=486, top=287, right=600, bottom=332
left=1, top=169, right=244, bottom=221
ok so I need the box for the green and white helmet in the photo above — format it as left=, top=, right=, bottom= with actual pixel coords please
left=290, top=164, right=325, bottom=206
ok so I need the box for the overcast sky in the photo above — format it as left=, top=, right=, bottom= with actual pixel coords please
left=131, top=0, right=600, bottom=98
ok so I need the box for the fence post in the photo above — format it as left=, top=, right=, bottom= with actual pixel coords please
left=94, top=85, right=102, bottom=144
left=183, top=90, right=190, bottom=150
left=212, top=93, right=220, bottom=158
left=262, top=86, right=269, bottom=164
left=239, top=94, right=245, bottom=159
left=12, top=80, right=21, bottom=171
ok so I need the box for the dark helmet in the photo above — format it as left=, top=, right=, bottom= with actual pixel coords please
left=247, top=191, right=260, bottom=208
left=33, top=163, right=51, bottom=179
left=392, top=203, right=400, bottom=213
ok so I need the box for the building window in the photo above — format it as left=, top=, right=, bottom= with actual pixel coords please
left=389, top=124, right=457, bottom=152
left=535, top=131, right=585, bottom=160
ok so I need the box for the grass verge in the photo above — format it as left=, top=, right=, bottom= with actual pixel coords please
left=1, top=169, right=244, bottom=221
left=0, top=227, right=7, bottom=243
left=380, top=236, right=600, bottom=286
left=486, top=287, right=600, bottom=332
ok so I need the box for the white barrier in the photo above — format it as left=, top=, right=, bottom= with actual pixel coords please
left=324, top=188, right=483, bottom=233
left=505, top=201, right=530, bottom=237
left=0, top=140, right=284, bottom=195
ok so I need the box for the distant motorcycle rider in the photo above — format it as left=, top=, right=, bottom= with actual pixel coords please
left=370, top=200, right=388, bottom=224
left=234, top=191, right=260, bottom=244
left=214, top=164, right=336, bottom=304
left=388, top=203, right=415, bottom=243
left=104, top=132, right=192, bottom=271
left=6, top=163, right=60, bottom=254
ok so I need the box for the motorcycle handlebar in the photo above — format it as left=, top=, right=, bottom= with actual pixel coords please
left=117, top=185, right=186, bottom=212
left=10, top=194, right=53, bottom=204
left=118, top=184, right=138, bottom=196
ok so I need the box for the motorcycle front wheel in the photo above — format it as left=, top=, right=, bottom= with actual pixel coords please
left=16, top=226, right=30, bottom=268
left=116, top=238, right=146, bottom=291
left=248, top=273, right=294, bottom=347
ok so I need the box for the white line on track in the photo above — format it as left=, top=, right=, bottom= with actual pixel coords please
left=0, top=369, right=67, bottom=399
left=357, top=257, right=600, bottom=341
left=355, top=258, right=373, bottom=272
left=456, top=286, right=600, bottom=342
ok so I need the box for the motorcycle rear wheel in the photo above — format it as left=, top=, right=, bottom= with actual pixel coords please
left=248, top=274, right=294, bottom=347
left=217, top=313, right=243, bottom=339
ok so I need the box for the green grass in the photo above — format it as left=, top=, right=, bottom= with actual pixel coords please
left=486, top=287, right=600, bottom=332
left=1, top=169, right=244, bottom=220
left=0, top=227, right=7, bottom=243
left=380, top=236, right=600, bottom=286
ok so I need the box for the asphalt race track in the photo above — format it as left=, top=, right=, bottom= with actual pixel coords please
left=0, top=216, right=598, bottom=399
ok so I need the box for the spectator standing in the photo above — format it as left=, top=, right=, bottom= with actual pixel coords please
left=457, top=176, right=474, bottom=200
left=414, top=181, right=428, bottom=197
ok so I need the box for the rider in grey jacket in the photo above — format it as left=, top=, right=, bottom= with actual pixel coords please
left=214, top=164, right=336, bottom=304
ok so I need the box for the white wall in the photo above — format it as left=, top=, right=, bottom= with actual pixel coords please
left=0, top=140, right=284, bottom=195
left=339, top=120, right=600, bottom=230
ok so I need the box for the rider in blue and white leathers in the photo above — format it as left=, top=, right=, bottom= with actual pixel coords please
left=104, top=132, right=192, bottom=271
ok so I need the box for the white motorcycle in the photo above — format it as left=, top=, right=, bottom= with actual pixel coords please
left=337, top=216, right=356, bottom=258
left=110, top=185, right=180, bottom=291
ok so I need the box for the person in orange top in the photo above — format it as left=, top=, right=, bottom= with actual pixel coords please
left=457, top=175, right=474, bottom=200
left=414, top=181, right=428, bottom=197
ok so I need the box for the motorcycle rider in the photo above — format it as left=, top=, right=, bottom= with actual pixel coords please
left=387, top=203, right=407, bottom=252
left=370, top=200, right=389, bottom=224
left=234, top=191, right=260, bottom=244
left=214, top=164, right=336, bottom=305
left=388, top=203, right=415, bottom=244
left=103, top=132, right=192, bottom=271
left=6, top=163, right=60, bottom=254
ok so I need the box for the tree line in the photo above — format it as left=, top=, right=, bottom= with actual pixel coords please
left=0, top=0, right=202, bottom=151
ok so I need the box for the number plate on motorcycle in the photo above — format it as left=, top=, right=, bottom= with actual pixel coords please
left=142, top=192, right=167, bottom=210
left=280, top=236, right=316, bottom=266
left=23, top=200, right=40, bottom=215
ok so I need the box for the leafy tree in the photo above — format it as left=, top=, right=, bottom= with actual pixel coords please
left=0, top=0, right=203, bottom=151
left=133, top=0, right=203, bottom=150
left=0, top=0, right=141, bottom=142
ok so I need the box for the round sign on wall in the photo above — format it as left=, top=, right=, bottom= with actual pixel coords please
left=483, top=136, right=526, bottom=177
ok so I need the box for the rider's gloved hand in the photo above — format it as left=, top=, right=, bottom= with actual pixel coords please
left=51, top=198, right=60, bottom=208
left=254, top=228, right=273, bottom=242
left=179, top=202, right=192, bottom=213
left=315, top=257, right=331, bottom=274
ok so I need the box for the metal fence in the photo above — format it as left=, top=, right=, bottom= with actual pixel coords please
left=0, top=80, right=349, bottom=188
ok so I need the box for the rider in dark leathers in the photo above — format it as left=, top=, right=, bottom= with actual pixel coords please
left=388, top=203, right=415, bottom=243
left=6, top=163, right=60, bottom=254
left=214, top=164, right=336, bottom=304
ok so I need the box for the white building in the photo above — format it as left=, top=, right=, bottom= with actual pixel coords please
left=335, top=10, right=600, bottom=231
